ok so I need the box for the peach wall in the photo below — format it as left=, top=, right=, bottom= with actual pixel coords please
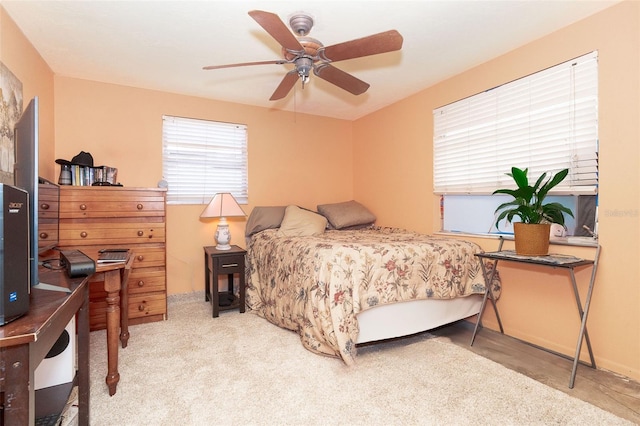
left=53, top=77, right=354, bottom=295
left=0, top=8, right=55, bottom=179
left=3, top=1, right=638, bottom=383
left=353, top=1, right=640, bottom=381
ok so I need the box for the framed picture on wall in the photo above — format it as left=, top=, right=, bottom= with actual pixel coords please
left=0, top=61, right=23, bottom=185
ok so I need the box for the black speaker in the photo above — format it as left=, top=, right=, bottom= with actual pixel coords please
left=0, top=183, right=29, bottom=326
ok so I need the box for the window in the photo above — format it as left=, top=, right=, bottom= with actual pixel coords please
left=162, top=116, right=248, bottom=205
left=433, top=52, right=598, bottom=235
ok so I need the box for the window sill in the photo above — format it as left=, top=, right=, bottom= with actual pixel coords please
left=434, top=231, right=599, bottom=248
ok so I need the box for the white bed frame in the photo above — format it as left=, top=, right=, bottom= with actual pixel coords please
left=355, top=295, right=483, bottom=344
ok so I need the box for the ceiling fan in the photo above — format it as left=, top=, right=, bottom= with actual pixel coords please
left=203, top=10, right=403, bottom=101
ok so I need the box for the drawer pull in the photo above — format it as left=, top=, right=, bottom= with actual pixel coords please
left=80, top=231, right=88, bottom=238
left=39, top=232, right=49, bottom=239
left=222, top=263, right=239, bottom=268
left=138, top=304, right=146, bottom=311
left=40, top=203, right=50, bottom=210
left=80, top=204, right=87, bottom=210
left=137, top=255, right=144, bottom=261
left=137, top=204, right=143, bottom=210
left=137, top=280, right=145, bottom=287
left=137, top=230, right=144, bottom=237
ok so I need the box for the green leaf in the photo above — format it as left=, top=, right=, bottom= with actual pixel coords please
left=511, top=167, right=528, bottom=189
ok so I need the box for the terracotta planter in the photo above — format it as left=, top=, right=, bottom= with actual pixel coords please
left=513, top=223, right=551, bottom=256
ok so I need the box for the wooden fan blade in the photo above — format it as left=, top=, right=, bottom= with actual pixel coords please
left=249, top=10, right=304, bottom=53
left=320, top=30, right=403, bottom=62
left=203, top=60, right=287, bottom=70
left=314, top=64, right=370, bottom=95
left=270, top=71, right=299, bottom=100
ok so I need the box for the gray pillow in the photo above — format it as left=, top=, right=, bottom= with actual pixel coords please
left=317, top=200, right=376, bottom=230
left=245, top=206, right=287, bottom=237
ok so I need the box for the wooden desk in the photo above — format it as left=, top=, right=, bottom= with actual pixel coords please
left=0, top=269, right=90, bottom=425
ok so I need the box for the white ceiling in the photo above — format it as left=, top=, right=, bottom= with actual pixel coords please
left=3, top=0, right=619, bottom=121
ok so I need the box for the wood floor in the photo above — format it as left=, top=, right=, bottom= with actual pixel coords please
left=431, top=321, right=640, bottom=424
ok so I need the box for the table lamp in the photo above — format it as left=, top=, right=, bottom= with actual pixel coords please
left=200, top=193, right=246, bottom=250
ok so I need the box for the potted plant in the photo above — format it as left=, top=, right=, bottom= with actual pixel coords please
left=493, top=167, right=574, bottom=255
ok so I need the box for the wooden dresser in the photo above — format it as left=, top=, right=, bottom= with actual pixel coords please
left=58, top=186, right=167, bottom=330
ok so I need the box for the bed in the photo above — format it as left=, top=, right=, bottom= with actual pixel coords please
left=245, top=202, right=500, bottom=365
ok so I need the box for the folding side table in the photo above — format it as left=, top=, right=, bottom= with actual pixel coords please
left=471, top=238, right=601, bottom=388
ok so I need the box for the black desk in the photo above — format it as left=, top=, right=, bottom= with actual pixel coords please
left=0, top=269, right=89, bottom=425
left=471, top=243, right=601, bottom=388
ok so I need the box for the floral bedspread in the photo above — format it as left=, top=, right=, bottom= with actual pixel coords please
left=246, top=227, right=498, bottom=365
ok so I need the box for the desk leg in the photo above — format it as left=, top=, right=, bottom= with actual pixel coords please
left=77, top=283, right=90, bottom=425
left=2, top=345, right=30, bottom=424
left=471, top=259, right=503, bottom=345
left=104, top=269, right=121, bottom=396
left=568, top=258, right=599, bottom=388
left=119, top=266, right=131, bottom=349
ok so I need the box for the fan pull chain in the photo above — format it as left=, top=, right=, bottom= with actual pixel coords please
left=293, top=83, right=298, bottom=123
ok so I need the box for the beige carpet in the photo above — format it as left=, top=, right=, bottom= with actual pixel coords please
left=88, top=293, right=631, bottom=425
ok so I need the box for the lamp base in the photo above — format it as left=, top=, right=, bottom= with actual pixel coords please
left=215, top=219, right=232, bottom=250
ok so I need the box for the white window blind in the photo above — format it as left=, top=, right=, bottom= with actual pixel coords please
left=433, top=51, right=598, bottom=195
left=162, top=115, right=248, bottom=204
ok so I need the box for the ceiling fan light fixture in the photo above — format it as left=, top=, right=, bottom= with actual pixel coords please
left=295, top=57, right=313, bottom=79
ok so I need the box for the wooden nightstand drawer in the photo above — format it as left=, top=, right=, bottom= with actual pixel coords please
left=212, top=254, right=245, bottom=274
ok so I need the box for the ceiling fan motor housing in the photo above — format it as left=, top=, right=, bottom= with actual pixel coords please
left=289, top=13, right=314, bottom=36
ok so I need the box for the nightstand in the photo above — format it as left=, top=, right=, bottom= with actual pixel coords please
left=204, top=245, right=247, bottom=317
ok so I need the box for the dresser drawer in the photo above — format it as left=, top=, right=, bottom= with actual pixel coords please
left=39, top=220, right=59, bottom=248
left=87, top=273, right=166, bottom=330
left=129, top=293, right=166, bottom=319
left=132, top=246, right=166, bottom=268
left=39, top=184, right=60, bottom=220
left=127, top=267, right=166, bottom=295
left=60, top=187, right=165, bottom=219
left=59, top=222, right=165, bottom=245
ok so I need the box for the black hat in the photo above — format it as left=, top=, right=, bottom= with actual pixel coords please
left=56, top=151, right=94, bottom=167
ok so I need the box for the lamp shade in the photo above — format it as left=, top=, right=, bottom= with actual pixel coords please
left=200, top=193, right=246, bottom=250
left=200, top=193, right=246, bottom=218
